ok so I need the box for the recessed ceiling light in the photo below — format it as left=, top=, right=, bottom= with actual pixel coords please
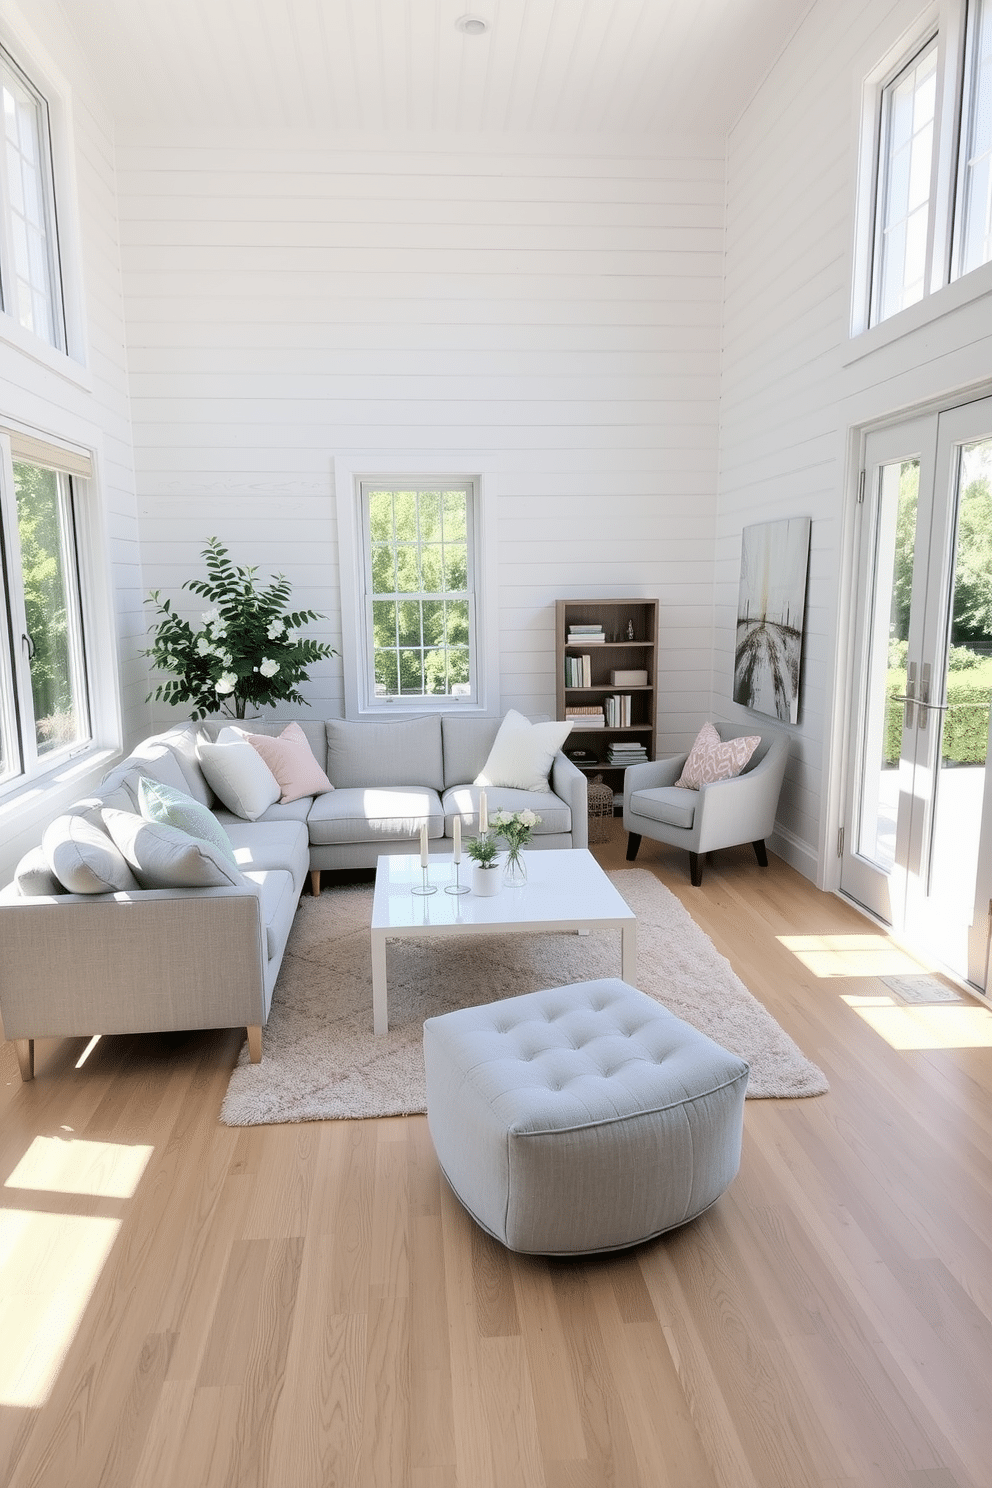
left=455, top=15, right=489, bottom=36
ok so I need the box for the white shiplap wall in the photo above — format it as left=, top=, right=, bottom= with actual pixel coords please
left=719, top=0, right=992, bottom=885
left=117, top=134, right=724, bottom=753
left=0, top=0, right=142, bottom=884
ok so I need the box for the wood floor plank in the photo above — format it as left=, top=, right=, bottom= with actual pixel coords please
left=3, top=838, right=992, bottom=1485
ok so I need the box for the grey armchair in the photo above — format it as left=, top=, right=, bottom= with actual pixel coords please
left=623, top=723, right=789, bottom=886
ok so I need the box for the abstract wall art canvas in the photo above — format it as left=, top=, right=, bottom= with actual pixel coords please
left=733, top=516, right=811, bottom=723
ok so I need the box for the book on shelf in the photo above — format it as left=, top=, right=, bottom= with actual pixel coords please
left=563, top=654, right=595, bottom=686
left=602, top=693, right=633, bottom=727
left=565, top=705, right=605, bottom=728
left=567, top=626, right=605, bottom=643
left=607, top=746, right=648, bottom=764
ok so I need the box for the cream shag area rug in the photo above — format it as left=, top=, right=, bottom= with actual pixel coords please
left=221, top=868, right=828, bottom=1125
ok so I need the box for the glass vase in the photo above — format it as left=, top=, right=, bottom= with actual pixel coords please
left=503, top=847, right=527, bottom=887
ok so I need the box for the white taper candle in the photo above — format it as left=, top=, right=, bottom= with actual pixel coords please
left=478, top=789, right=488, bottom=833
left=453, top=815, right=461, bottom=862
left=420, top=823, right=429, bottom=867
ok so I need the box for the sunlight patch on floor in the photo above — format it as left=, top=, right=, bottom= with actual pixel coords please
left=0, top=1209, right=121, bottom=1406
left=841, top=994, right=992, bottom=1049
left=779, top=933, right=927, bottom=978
left=5, top=1136, right=153, bottom=1199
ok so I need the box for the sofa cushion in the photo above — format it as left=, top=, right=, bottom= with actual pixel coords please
left=103, top=808, right=246, bottom=889
left=196, top=727, right=282, bottom=820
left=137, top=776, right=237, bottom=863
left=243, top=722, right=333, bottom=802
left=224, top=820, right=310, bottom=887
left=326, top=716, right=443, bottom=791
left=42, top=814, right=140, bottom=894
left=441, top=716, right=502, bottom=790
left=14, top=845, right=66, bottom=897
left=102, top=741, right=191, bottom=799
left=474, top=710, right=572, bottom=793
left=306, top=786, right=445, bottom=846
left=213, top=797, right=312, bottom=828
left=630, top=786, right=697, bottom=830
left=442, top=785, right=571, bottom=836
left=676, top=723, right=760, bottom=789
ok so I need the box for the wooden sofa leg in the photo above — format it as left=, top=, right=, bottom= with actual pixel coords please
left=310, top=868, right=321, bottom=896
left=15, top=1038, right=34, bottom=1082
left=625, top=833, right=642, bottom=862
left=247, top=1026, right=262, bottom=1063
left=753, top=839, right=769, bottom=868
left=689, top=852, right=704, bottom=887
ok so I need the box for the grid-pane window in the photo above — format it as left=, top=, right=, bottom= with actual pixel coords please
left=873, top=40, right=938, bottom=324
left=957, top=0, right=992, bottom=276
left=0, top=49, right=62, bottom=348
left=0, top=453, right=89, bottom=786
left=362, top=482, right=475, bottom=702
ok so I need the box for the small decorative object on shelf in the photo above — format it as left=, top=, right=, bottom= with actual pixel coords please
left=491, top=808, right=541, bottom=887
left=627, top=619, right=635, bottom=640
left=465, top=830, right=501, bottom=896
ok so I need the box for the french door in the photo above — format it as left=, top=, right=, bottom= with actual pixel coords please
left=842, top=398, right=992, bottom=992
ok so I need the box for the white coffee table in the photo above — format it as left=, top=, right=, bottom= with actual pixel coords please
left=370, top=848, right=637, bottom=1035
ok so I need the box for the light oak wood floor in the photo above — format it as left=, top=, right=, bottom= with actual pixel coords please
left=2, top=830, right=991, bottom=1488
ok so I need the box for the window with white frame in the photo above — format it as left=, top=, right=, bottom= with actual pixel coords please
left=0, top=44, right=64, bottom=349
left=360, top=480, right=477, bottom=703
left=0, top=438, right=90, bottom=788
left=862, top=0, right=992, bottom=330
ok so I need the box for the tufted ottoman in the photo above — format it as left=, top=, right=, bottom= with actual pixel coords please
left=423, top=977, right=749, bottom=1255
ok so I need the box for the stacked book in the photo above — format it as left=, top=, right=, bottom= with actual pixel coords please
left=567, top=623, right=605, bottom=644
left=563, top=653, right=594, bottom=687
left=603, top=693, right=632, bottom=726
left=607, top=741, right=649, bottom=765
left=565, top=705, right=605, bottom=728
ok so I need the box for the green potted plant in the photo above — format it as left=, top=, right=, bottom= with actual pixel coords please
left=143, top=537, right=337, bottom=720
left=465, top=831, right=501, bottom=896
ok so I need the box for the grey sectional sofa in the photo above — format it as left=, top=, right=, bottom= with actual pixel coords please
left=0, top=713, right=586, bottom=1080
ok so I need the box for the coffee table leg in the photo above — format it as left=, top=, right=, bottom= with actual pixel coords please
left=371, top=930, right=389, bottom=1035
left=621, top=922, right=637, bottom=985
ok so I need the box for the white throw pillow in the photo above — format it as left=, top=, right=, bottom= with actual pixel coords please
left=474, top=710, right=572, bottom=793
left=196, top=726, right=281, bottom=820
left=42, top=813, right=140, bottom=894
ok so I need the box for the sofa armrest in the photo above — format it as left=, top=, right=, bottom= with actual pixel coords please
left=551, top=751, right=588, bottom=849
left=0, top=887, right=266, bottom=1044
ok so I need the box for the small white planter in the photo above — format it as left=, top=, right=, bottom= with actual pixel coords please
left=471, top=863, right=502, bottom=896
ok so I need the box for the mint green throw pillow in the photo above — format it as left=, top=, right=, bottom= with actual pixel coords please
left=137, top=775, right=237, bottom=864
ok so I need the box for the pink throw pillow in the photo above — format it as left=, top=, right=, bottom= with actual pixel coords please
left=676, top=723, right=760, bottom=790
left=243, top=723, right=333, bottom=803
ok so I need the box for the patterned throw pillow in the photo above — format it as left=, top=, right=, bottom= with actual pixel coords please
left=675, top=723, right=760, bottom=790
left=137, top=775, right=237, bottom=863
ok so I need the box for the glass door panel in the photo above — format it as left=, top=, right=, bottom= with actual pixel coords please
left=842, top=401, right=992, bottom=993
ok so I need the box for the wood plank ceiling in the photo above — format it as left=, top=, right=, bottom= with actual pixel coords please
left=54, top=0, right=814, bottom=135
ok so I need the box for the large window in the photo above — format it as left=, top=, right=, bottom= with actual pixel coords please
left=863, top=0, right=992, bottom=329
left=0, top=441, right=90, bottom=787
left=361, top=481, right=476, bottom=702
left=0, top=45, right=63, bottom=349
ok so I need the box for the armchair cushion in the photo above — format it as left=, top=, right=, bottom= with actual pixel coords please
left=676, top=723, right=759, bottom=789
left=628, top=786, right=696, bottom=831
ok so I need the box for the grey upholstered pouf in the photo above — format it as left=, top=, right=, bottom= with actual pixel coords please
left=423, top=977, right=749, bottom=1255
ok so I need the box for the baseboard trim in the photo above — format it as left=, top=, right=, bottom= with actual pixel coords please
left=768, top=826, right=819, bottom=884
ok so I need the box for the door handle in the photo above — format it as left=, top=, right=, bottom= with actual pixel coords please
left=917, top=662, right=950, bottom=729
left=892, top=661, right=916, bottom=728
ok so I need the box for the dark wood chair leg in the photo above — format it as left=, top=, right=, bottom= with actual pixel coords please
left=689, top=852, right=704, bottom=886
left=625, top=833, right=642, bottom=862
left=752, top=839, right=768, bottom=868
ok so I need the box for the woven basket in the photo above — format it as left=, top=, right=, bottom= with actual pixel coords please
left=587, top=774, right=615, bottom=844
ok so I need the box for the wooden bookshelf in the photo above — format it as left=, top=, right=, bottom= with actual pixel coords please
left=555, top=598, right=658, bottom=801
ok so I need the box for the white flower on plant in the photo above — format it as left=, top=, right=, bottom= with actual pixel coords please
left=267, top=619, right=285, bottom=640
left=201, top=608, right=221, bottom=627
left=215, top=671, right=238, bottom=694
left=519, top=809, right=538, bottom=828
left=195, top=636, right=213, bottom=656
left=259, top=657, right=280, bottom=677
